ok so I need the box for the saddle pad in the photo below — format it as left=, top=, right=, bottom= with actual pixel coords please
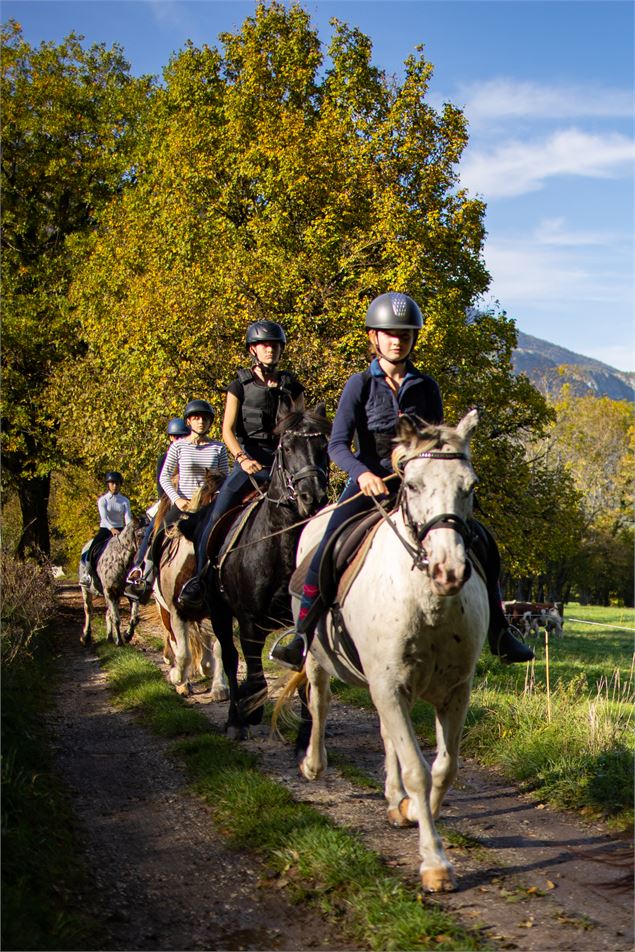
left=217, top=498, right=262, bottom=574
left=336, top=519, right=383, bottom=606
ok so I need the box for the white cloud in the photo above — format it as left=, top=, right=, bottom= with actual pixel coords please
left=452, top=78, right=634, bottom=123
left=460, top=128, right=635, bottom=198
left=534, top=218, right=619, bottom=247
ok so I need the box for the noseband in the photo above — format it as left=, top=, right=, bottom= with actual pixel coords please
left=268, top=430, right=329, bottom=506
left=376, top=450, right=474, bottom=572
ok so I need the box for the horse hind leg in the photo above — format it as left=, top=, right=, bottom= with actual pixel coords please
left=105, top=593, right=123, bottom=647
left=297, top=655, right=331, bottom=782
left=381, top=720, right=417, bottom=829
left=429, top=681, right=471, bottom=822
left=208, top=633, right=229, bottom=702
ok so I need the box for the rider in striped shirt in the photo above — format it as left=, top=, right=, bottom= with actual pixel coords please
left=125, top=400, right=228, bottom=600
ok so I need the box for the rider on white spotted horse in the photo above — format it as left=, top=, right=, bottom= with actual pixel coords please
left=271, top=292, right=535, bottom=671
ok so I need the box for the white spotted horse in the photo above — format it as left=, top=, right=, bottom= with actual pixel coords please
left=79, top=517, right=147, bottom=647
left=274, top=410, right=489, bottom=893
left=194, top=406, right=331, bottom=739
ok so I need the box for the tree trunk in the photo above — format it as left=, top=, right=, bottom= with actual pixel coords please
left=17, top=474, right=51, bottom=560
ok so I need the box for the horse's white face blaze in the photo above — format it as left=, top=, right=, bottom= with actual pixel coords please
left=403, top=456, right=476, bottom=595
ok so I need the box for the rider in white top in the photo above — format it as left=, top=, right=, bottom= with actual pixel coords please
left=98, top=487, right=132, bottom=530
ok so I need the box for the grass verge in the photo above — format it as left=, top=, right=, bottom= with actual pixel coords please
left=97, top=638, right=487, bottom=951
left=2, top=623, right=98, bottom=950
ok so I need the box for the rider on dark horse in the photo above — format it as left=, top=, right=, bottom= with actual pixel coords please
left=178, top=320, right=305, bottom=608
left=125, top=401, right=228, bottom=601
left=80, top=471, right=132, bottom=584
left=271, top=292, right=535, bottom=671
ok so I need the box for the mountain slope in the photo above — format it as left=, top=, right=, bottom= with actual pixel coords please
left=512, top=331, right=634, bottom=402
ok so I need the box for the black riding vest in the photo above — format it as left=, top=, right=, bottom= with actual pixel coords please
left=236, top=368, right=297, bottom=462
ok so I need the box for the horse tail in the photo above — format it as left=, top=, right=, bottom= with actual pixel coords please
left=270, top=670, right=308, bottom=741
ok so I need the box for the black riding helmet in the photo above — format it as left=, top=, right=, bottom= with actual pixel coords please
left=365, top=292, right=424, bottom=330
left=105, top=471, right=123, bottom=485
left=167, top=417, right=190, bottom=437
left=183, top=399, right=215, bottom=421
left=245, top=320, right=287, bottom=350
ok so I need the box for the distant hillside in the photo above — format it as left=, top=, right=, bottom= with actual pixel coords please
left=512, top=331, right=634, bottom=403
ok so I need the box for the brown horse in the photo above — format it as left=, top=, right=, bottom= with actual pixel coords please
left=152, top=471, right=229, bottom=697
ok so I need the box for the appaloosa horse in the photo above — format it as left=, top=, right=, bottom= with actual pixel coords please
left=152, top=472, right=229, bottom=699
left=79, top=518, right=146, bottom=647
left=203, top=407, right=331, bottom=738
left=274, top=410, right=489, bottom=893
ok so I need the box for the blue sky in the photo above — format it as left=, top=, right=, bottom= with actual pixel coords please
left=5, top=0, right=634, bottom=371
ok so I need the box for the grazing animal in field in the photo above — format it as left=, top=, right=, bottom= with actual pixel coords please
left=153, top=471, right=229, bottom=698
left=204, top=407, right=331, bottom=738
left=504, top=601, right=564, bottom=639
left=274, top=410, right=488, bottom=893
left=79, top=518, right=146, bottom=647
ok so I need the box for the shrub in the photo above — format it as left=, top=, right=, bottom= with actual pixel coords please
left=1, top=552, right=58, bottom=662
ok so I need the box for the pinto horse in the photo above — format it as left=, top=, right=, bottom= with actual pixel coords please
left=205, top=406, right=331, bottom=738
left=79, top=518, right=147, bottom=647
left=152, top=471, right=229, bottom=699
left=274, top=410, right=488, bottom=893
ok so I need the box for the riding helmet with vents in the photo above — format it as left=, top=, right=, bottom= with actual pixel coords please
left=365, top=293, right=424, bottom=331
left=245, top=320, right=287, bottom=349
left=105, top=471, right=123, bottom=485
left=183, top=399, right=215, bottom=421
left=167, top=417, right=190, bottom=437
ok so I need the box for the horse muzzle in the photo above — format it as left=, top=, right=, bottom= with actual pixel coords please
left=429, top=556, right=472, bottom=596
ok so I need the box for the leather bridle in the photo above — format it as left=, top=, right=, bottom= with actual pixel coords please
left=267, top=430, right=330, bottom=506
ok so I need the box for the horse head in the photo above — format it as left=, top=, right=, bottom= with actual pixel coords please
left=393, top=410, right=479, bottom=596
left=270, top=405, right=331, bottom=517
left=188, top=468, right=226, bottom=513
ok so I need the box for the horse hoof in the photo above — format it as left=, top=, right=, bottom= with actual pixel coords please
left=175, top=682, right=192, bottom=697
left=387, top=797, right=417, bottom=828
left=420, top=867, right=456, bottom=893
left=208, top=687, right=230, bottom=702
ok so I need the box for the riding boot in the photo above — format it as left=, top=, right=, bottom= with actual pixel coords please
left=124, top=557, right=154, bottom=604
left=177, top=573, right=205, bottom=609
left=488, top=624, right=535, bottom=664
left=270, top=588, right=324, bottom=671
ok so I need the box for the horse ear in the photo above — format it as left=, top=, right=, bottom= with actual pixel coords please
left=313, top=401, right=327, bottom=418
left=456, top=409, right=479, bottom=444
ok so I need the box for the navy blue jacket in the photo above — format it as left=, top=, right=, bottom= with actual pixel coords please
left=328, top=358, right=443, bottom=482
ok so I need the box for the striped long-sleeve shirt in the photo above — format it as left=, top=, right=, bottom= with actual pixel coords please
left=159, top=438, right=229, bottom=504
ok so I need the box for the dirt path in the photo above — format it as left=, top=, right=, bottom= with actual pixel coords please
left=49, top=593, right=358, bottom=951
left=52, top=590, right=633, bottom=951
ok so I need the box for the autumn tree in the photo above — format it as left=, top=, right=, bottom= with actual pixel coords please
left=0, top=21, right=152, bottom=557
left=51, top=1, right=553, bottom=568
left=544, top=390, right=634, bottom=604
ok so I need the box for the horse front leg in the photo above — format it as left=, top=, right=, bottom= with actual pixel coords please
left=81, top=588, right=93, bottom=646
left=236, top=617, right=268, bottom=730
left=297, top=653, right=331, bottom=781
left=429, top=681, right=471, bottom=821
left=167, top=611, right=193, bottom=695
left=369, top=681, right=455, bottom=893
left=380, top=717, right=417, bottom=829
left=210, top=607, right=241, bottom=737
left=124, top=598, right=140, bottom=643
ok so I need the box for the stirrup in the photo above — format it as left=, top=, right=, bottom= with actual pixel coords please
left=269, top=628, right=308, bottom=671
